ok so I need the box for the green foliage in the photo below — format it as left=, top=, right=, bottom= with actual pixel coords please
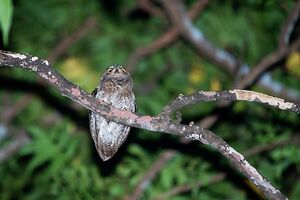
left=0, top=0, right=13, bottom=45
left=1, top=0, right=300, bottom=199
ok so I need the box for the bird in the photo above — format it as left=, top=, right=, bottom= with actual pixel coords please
left=89, top=65, right=136, bottom=161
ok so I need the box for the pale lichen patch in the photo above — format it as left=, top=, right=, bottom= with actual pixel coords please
left=277, top=101, right=294, bottom=110
left=40, top=73, right=48, bottom=79
left=227, top=146, right=236, bottom=154
left=42, top=60, right=49, bottom=65
left=202, top=91, right=216, bottom=96
left=230, top=89, right=294, bottom=110
left=188, top=133, right=200, bottom=140
left=31, top=56, right=38, bottom=61
left=31, top=66, right=38, bottom=72
left=178, top=94, right=184, bottom=100
left=5, top=52, right=27, bottom=60
left=81, top=98, right=90, bottom=105
left=71, top=87, right=81, bottom=96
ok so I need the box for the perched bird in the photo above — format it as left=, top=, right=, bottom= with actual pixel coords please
left=89, top=65, right=136, bottom=161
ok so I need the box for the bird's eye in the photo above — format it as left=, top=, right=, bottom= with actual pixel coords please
left=107, top=68, right=113, bottom=73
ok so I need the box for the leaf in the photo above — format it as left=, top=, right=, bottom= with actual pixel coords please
left=286, top=51, right=300, bottom=77
left=291, top=181, right=300, bottom=200
left=0, top=0, right=13, bottom=46
left=160, top=167, right=174, bottom=189
left=60, top=57, right=98, bottom=90
left=188, top=65, right=204, bottom=85
left=22, top=125, right=79, bottom=176
left=210, top=78, right=221, bottom=91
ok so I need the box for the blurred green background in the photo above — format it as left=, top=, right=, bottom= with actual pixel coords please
left=1, top=0, right=300, bottom=199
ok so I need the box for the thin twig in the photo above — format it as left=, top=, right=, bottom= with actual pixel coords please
left=243, top=136, right=300, bottom=158
left=137, top=0, right=165, bottom=18
left=47, top=16, right=97, bottom=64
left=1, top=94, right=32, bottom=124
left=0, top=129, right=30, bottom=164
left=278, top=0, right=300, bottom=48
left=235, top=38, right=300, bottom=89
left=124, top=150, right=176, bottom=200
left=152, top=173, right=226, bottom=200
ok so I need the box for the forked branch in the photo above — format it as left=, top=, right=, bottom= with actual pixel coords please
left=1, top=50, right=296, bottom=200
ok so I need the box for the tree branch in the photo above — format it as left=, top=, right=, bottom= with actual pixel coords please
left=0, top=129, right=29, bottom=164
left=152, top=173, right=226, bottom=200
left=235, top=37, right=300, bottom=89
left=157, top=0, right=238, bottom=74
left=137, top=0, right=165, bottom=19
left=124, top=150, right=176, bottom=200
left=160, top=90, right=300, bottom=118
left=127, top=0, right=210, bottom=72
left=278, top=0, right=300, bottom=48
left=0, top=50, right=293, bottom=199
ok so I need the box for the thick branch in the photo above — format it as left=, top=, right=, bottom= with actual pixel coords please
left=0, top=50, right=289, bottom=199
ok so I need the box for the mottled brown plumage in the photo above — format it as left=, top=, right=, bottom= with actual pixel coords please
left=89, top=65, right=136, bottom=161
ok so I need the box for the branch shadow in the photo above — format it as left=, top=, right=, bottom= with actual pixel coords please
left=0, top=73, right=87, bottom=128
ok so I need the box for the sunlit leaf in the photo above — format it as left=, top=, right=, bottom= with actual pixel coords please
left=286, top=51, right=300, bottom=77
left=210, top=78, right=221, bottom=91
left=60, top=57, right=99, bottom=90
left=188, top=65, right=204, bottom=85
